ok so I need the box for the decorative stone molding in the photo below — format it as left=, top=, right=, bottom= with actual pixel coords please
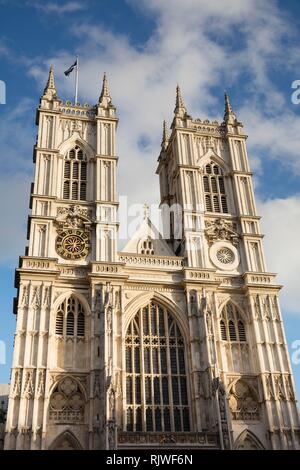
left=284, top=375, right=295, bottom=401
left=118, top=432, right=218, bottom=447
left=119, top=254, right=183, bottom=270
left=23, top=369, right=35, bottom=399
left=193, top=122, right=225, bottom=137
left=184, top=269, right=215, bottom=281
left=36, top=369, right=45, bottom=398
left=205, top=218, right=239, bottom=247
left=93, top=263, right=121, bottom=274
left=215, top=276, right=243, bottom=287
left=243, top=272, right=278, bottom=287
left=228, top=379, right=259, bottom=421
left=20, top=284, right=29, bottom=307
left=274, top=374, right=286, bottom=401
left=49, top=376, right=86, bottom=423
left=20, top=257, right=58, bottom=272
left=264, top=374, right=275, bottom=400
left=56, top=205, right=92, bottom=223
left=42, top=286, right=51, bottom=307
left=59, top=266, right=87, bottom=277
left=11, top=369, right=22, bottom=398
left=30, top=286, right=41, bottom=309
left=209, top=241, right=240, bottom=271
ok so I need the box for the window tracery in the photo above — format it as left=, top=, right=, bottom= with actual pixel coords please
left=220, top=302, right=246, bottom=343
left=125, top=302, right=190, bottom=432
left=203, top=162, right=228, bottom=213
left=55, top=296, right=85, bottom=338
left=49, top=377, right=85, bottom=423
left=63, top=146, right=87, bottom=201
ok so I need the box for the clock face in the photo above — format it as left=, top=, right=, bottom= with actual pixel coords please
left=56, top=229, right=89, bottom=260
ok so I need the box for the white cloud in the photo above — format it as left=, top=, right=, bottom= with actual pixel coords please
left=28, top=1, right=85, bottom=15
left=258, top=195, right=300, bottom=315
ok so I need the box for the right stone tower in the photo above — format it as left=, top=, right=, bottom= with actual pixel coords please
left=156, top=87, right=300, bottom=449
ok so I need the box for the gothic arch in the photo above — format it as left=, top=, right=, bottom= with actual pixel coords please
left=49, top=430, right=83, bottom=450
left=123, top=291, right=189, bottom=343
left=52, top=290, right=91, bottom=319
left=198, top=151, right=230, bottom=174
left=234, top=429, right=265, bottom=450
left=218, top=298, right=250, bottom=323
left=48, top=374, right=88, bottom=401
left=58, top=134, right=94, bottom=160
left=124, top=297, right=192, bottom=433
left=228, top=377, right=259, bottom=402
left=228, top=378, right=260, bottom=421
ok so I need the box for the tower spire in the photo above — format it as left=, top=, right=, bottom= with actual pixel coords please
left=42, top=65, right=58, bottom=100
left=174, top=84, right=186, bottom=117
left=161, top=119, right=169, bottom=149
left=224, top=91, right=236, bottom=123
left=99, top=72, right=112, bottom=107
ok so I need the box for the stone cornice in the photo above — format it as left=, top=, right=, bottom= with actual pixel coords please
left=119, top=253, right=184, bottom=271
left=243, top=272, right=282, bottom=290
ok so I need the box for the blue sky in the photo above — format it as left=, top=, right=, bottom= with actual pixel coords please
left=0, top=0, right=300, bottom=398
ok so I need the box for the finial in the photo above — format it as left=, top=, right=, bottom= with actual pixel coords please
left=224, top=91, right=236, bottom=123
left=99, top=72, right=112, bottom=106
left=143, top=203, right=150, bottom=220
left=161, top=119, right=169, bottom=149
left=174, top=84, right=186, bottom=117
left=43, top=65, right=58, bottom=99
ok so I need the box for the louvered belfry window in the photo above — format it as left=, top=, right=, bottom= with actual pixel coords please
left=220, top=302, right=246, bottom=343
left=125, top=301, right=190, bottom=433
left=55, top=296, right=85, bottom=338
left=203, top=162, right=228, bottom=213
left=63, top=146, right=87, bottom=201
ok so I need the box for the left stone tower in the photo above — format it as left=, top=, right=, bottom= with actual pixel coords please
left=5, top=66, right=119, bottom=449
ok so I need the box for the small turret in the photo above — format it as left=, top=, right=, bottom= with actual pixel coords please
left=174, top=85, right=187, bottom=118
left=42, top=65, right=58, bottom=100
left=223, top=91, right=237, bottom=124
left=161, top=120, right=169, bottom=150
left=98, top=72, right=113, bottom=108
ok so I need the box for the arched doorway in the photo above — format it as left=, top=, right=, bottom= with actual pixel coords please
left=234, top=430, right=265, bottom=450
left=50, top=430, right=82, bottom=450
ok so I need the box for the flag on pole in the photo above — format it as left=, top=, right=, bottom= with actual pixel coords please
left=64, top=59, right=78, bottom=76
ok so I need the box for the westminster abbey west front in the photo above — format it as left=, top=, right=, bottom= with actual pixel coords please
left=4, top=67, right=300, bottom=451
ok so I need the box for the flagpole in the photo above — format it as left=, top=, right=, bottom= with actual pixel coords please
left=75, top=55, right=79, bottom=104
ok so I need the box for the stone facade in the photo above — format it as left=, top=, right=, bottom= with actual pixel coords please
left=4, top=68, right=300, bottom=450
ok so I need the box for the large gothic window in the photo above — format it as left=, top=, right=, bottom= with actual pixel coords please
left=63, top=146, right=87, bottom=201
left=125, top=302, right=190, bottom=433
left=203, top=162, right=228, bottom=213
left=55, top=296, right=85, bottom=338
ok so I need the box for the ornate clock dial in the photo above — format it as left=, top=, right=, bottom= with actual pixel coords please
left=56, top=230, right=89, bottom=260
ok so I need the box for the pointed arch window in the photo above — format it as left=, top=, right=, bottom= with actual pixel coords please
left=63, top=146, right=87, bottom=201
left=54, top=296, right=86, bottom=338
left=125, top=301, right=190, bottom=433
left=203, top=162, right=228, bottom=213
left=220, top=302, right=247, bottom=343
